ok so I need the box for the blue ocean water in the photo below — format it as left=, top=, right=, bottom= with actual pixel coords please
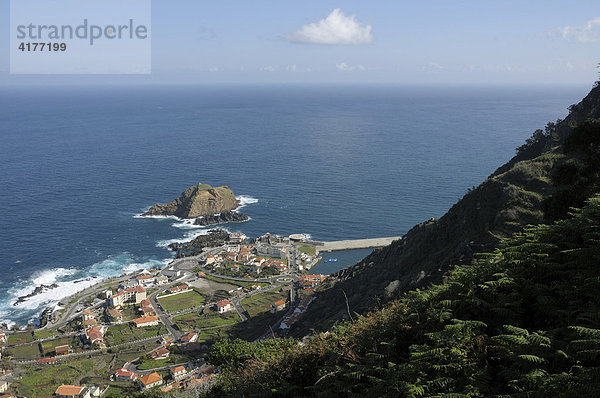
left=0, top=84, right=588, bottom=325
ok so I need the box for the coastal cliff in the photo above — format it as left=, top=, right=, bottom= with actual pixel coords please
left=142, top=183, right=239, bottom=219
left=294, top=82, right=600, bottom=335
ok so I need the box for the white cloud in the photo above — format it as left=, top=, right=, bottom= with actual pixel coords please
left=289, top=9, right=373, bottom=45
left=560, top=17, right=600, bottom=43
left=336, top=62, right=365, bottom=72
left=208, top=66, right=219, bottom=72
left=285, top=64, right=297, bottom=72
left=422, top=62, right=445, bottom=73
left=261, top=66, right=276, bottom=72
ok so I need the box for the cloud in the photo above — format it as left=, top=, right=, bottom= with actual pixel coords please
left=422, top=62, right=445, bottom=73
left=289, top=9, right=373, bottom=45
left=336, top=62, right=365, bottom=72
left=261, top=66, right=276, bottom=72
left=208, top=66, right=219, bottom=72
left=285, top=64, right=297, bottom=72
left=560, top=17, right=600, bottom=43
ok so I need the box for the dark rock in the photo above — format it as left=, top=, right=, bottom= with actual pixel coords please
left=14, top=284, right=59, bottom=306
left=194, top=211, right=249, bottom=226
left=169, top=229, right=230, bottom=258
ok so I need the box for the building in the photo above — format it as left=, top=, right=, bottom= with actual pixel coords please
left=0, top=381, right=9, bottom=393
left=150, top=347, right=170, bottom=360
left=299, top=275, right=326, bottom=289
left=0, top=332, right=6, bottom=345
left=85, top=326, right=106, bottom=345
left=139, top=299, right=155, bottom=316
left=37, top=357, right=58, bottom=365
left=109, top=286, right=147, bottom=307
left=114, top=368, right=138, bottom=382
left=54, top=385, right=90, bottom=398
left=204, top=254, right=216, bottom=265
left=216, top=300, right=232, bottom=313
left=137, top=275, right=156, bottom=288
left=55, top=344, right=71, bottom=356
left=107, top=308, right=123, bottom=322
left=167, top=284, right=190, bottom=294
left=81, top=309, right=95, bottom=321
left=138, top=372, right=163, bottom=391
left=132, top=315, right=159, bottom=328
left=179, top=332, right=198, bottom=343
left=230, top=264, right=240, bottom=272
left=156, top=275, right=169, bottom=285
left=161, top=269, right=182, bottom=278
left=82, top=318, right=97, bottom=327
left=271, top=300, right=286, bottom=313
left=229, top=232, right=247, bottom=243
left=170, top=365, right=187, bottom=381
left=119, top=280, right=138, bottom=290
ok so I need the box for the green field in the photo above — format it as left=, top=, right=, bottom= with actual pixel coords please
left=173, top=311, right=240, bottom=331
left=137, top=353, right=190, bottom=370
left=40, top=337, right=69, bottom=355
left=33, top=329, right=59, bottom=340
left=104, top=323, right=167, bottom=346
left=298, top=246, right=316, bottom=255
left=158, top=290, right=206, bottom=312
left=6, top=343, right=41, bottom=359
left=7, top=332, right=34, bottom=346
left=201, top=274, right=268, bottom=288
left=16, top=358, right=95, bottom=397
left=241, top=290, right=289, bottom=317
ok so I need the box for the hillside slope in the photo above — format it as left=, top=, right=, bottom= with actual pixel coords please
left=294, top=82, right=600, bottom=335
left=208, top=195, right=600, bottom=397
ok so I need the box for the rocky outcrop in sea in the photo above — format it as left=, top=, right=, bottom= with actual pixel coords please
left=194, top=211, right=249, bottom=226
left=142, top=183, right=239, bottom=219
left=169, top=229, right=230, bottom=258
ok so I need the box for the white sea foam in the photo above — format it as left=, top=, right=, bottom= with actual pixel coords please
left=154, top=228, right=219, bottom=248
left=236, top=195, right=259, bottom=210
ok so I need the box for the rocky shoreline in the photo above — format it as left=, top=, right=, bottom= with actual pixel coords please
left=13, top=284, right=58, bottom=306
left=194, top=211, right=249, bottom=226
left=169, top=229, right=230, bottom=258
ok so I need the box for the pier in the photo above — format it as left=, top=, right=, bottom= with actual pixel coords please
left=316, top=236, right=402, bottom=253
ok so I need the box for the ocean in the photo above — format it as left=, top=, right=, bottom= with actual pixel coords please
left=0, top=84, right=588, bottom=326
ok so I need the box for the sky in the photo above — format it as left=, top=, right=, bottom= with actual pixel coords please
left=0, top=0, right=599, bottom=85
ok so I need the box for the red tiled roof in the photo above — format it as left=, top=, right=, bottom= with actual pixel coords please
left=216, top=299, right=230, bottom=307
left=139, top=372, right=162, bottom=386
left=132, top=315, right=158, bottom=325
left=55, top=385, right=84, bottom=395
left=180, top=332, right=197, bottom=342
left=171, top=365, right=186, bottom=374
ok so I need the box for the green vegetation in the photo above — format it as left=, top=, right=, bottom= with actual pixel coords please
left=40, top=337, right=69, bottom=355
left=104, top=323, right=167, bottom=346
left=207, top=196, right=600, bottom=397
left=201, top=274, right=267, bottom=288
left=241, top=290, right=288, bottom=317
left=298, top=246, right=316, bottom=255
left=173, top=311, right=240, bottom=331
left=7, top=332, right=34, bottom=346
left=158, top=290, right=206, bottom=312
left=6, top=343, right=41, bottom=359
left=16, top=358, right=95, bottom=397
left=33, top=329, right=58, bottom=340
left=137, top=353, right=190, bottom=370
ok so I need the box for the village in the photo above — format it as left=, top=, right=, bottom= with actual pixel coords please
left=0, top=231, right=329, bottom=397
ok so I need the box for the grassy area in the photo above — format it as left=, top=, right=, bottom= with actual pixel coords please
left=173, top=311, right=240, bottom=331
left=40, top=337, right=69, bottom=355
left=137, top=353, right=189, bottom=370
left=158, top=290, right=206, bottom=312
left=33, top=329, right=59, bottom=340
left=7, top=332, right=34, bottom=346
left=104, top=323, right=167, bottom=346
left=241, top=290, right=289, bottom=317
left=6, top=343, right=41, bottom=359
left=16, top=358, right=95, bottom=397
left=298, top=246, right=316, bottom=255
left=197, top=326, right=235, bottom=343
left=201, top=274, right=268, bottom=288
